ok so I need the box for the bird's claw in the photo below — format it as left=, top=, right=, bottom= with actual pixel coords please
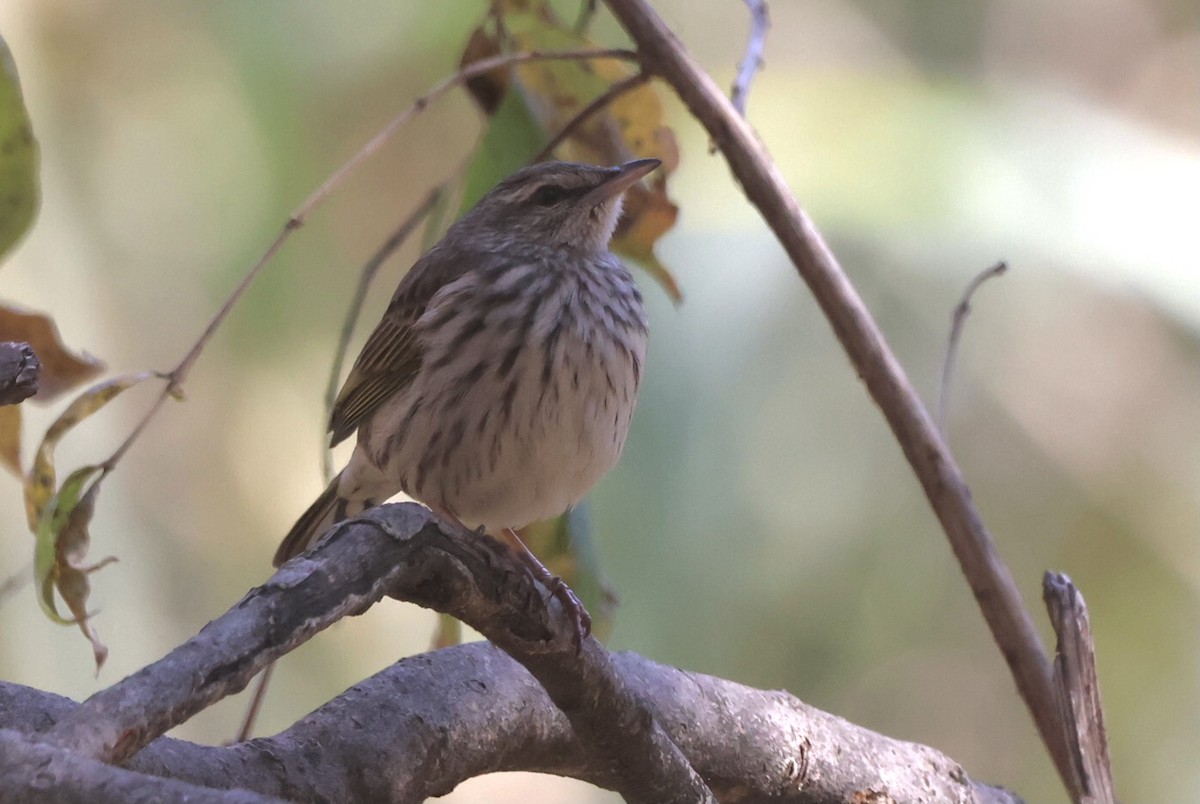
left=542, top=573, right=592, bottom=651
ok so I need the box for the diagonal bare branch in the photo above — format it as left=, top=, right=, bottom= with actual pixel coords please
left=602, top=0, right=1074, bottom=792
left=92, top=46, right=641, bottom=482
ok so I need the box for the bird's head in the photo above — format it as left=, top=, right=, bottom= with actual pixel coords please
left=464, top=159, right=661, bottom=254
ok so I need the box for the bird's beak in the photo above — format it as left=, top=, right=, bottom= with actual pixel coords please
left=583, top=158, right=662, bottom=207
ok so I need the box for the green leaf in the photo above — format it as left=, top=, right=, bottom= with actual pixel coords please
left=459, top=88, right=546, bottom=214
left=34, top=464, right=114, bottom=671
left=0, top=35, right=40, bottom=262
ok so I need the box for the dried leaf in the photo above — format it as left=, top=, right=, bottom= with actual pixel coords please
left=25, top=372, right=156, bottom=531
left=0, top=305, right=103, bottom=402
left=0, top=35, right=40, bottom=262
left=0, top=403, right=19, bottom=475
left=34, top=464, right=114, bottom=671
left=464, top=2, right=682, bottom=300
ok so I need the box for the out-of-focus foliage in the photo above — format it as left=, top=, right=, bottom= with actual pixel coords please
left=0, top=2, right=1196, bottom=803
left=0, top=33, right=38, bottom=261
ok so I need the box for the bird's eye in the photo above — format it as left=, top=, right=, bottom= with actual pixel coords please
left=531, top=184, right=568, bottom=207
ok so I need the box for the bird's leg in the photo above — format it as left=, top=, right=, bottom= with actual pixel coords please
left=500, top=526, right=592, bottom=649
left=425, top=504, right=591, bottom=648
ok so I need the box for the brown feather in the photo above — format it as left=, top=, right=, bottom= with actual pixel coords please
left=273, top=475, right=341, bottom=566
left=325, top=247, right=451, bottom=446
left=329, top=313, right=422, bottom=445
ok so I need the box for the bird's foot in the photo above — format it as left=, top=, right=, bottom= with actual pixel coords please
left=500, top=527, right=591, bottom=651
left=539, top=571, right=592, bottom=650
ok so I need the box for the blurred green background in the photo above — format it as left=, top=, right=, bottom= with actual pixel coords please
left=1, top=1, right=1197, bottom=802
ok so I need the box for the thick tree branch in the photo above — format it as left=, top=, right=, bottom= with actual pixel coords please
left=3, top=642, right=1020, bottom=804
left=0, top=729, right=281, bottom=804
left=0, top=341, right=39, bottom=405
left=601, top=0, right=1072, bottom=790
left=36, top=504, right=711, bottom=803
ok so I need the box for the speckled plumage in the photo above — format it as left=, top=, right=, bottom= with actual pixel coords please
left=275, top=160, right=655, bottom=567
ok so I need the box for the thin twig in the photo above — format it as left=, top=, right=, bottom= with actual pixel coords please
left=320, top=188, right=443, bottom=480
left=731, top=0, right=770, bottom=116
left=88, top=47, right=639, bottom=481
left=574, top=0, right=599, bottom=35
left=937, top=261, right=1008, bottom=435
left=602, top=0, right=1075, bottom=792
left=293, top=48, right=637, bottom=234
left=532, top=71, right=652, bottom=163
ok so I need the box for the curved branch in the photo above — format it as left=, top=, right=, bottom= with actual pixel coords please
left=601, top=0, right=1072, bottom=790
left=38, top=504, right=712, bottom=803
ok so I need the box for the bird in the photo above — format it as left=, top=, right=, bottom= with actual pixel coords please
left=274, top=158, right=658, bottom=639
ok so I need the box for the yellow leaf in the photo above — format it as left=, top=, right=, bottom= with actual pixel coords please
left=25, top=372, right=155, bottom=531
left=464, top=2, right=682, bottom=300
left=0, top=305, right=103, bottom=402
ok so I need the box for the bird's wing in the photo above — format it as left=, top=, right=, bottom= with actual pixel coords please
left=327, top=248, right=450, bottom=447
left=328, top=307, right=423, bottom=446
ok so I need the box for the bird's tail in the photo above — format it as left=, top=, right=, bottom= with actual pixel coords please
left=274, top=474, right=346, bottom=567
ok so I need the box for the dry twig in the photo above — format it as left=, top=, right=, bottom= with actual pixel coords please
left=532, top=71, right=652, bottom=162
left=731, top=0, right=770, bottom=116
left=938, top=261, right=1008, bottom=434
left=89, top=47, right=640, bottom=483
left=1044, top=572, right=1117, bottom=804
